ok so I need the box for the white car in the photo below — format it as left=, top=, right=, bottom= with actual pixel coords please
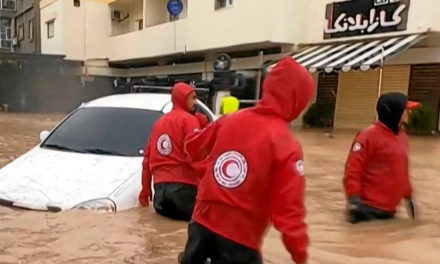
left=0, top=93, right=214, bottom=212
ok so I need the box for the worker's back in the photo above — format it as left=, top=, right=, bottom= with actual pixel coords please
left=184, top=57, right=315, bottom=263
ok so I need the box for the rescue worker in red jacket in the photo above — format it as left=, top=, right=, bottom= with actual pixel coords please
left=180, top=57, right=314, bottom=264
left=344, top=92, right=420, bottom=224
left=139, top=82, right=207, bottom=221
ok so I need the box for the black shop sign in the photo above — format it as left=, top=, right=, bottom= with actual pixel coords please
left=324, top=0, right=410, bottom=39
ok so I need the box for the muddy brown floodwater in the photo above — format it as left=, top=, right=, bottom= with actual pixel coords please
left=0, top=113, right=439, bottom=264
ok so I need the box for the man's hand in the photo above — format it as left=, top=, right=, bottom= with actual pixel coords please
left=139, top=190, right=153, bottom=207
left=405, top=198, right=416, bottom=219
left=348, top=196, right=364, bottom=211
left=347, top=196, right=366, bottom=224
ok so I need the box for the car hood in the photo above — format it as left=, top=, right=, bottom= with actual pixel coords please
left=0, top=147, right=142, bottom=211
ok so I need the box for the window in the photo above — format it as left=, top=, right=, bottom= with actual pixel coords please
left=215, top=0, right=233, bottom=10
left=47, top=20, right=55, bottom=39
left=17, top=23, right=24, bottom=41
left=0, top=0, right=16, bottom=11
left=42, top=108, right=163, bottom=157
left=73, top=0, right=80, bottom=7
left=28, top=19, right=33, bottom=41
left=0, top=17, right=12, bottom=48
left=135, top=19, right=143, bottom=31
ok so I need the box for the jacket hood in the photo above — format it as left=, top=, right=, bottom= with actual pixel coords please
left=257, top=57, right=315, bottom=121
left=172, top=82, right=195, bottom=111
left=377, top=92, right=407, bottom=134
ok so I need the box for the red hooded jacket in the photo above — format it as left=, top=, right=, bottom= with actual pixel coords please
left=139, top=83, right=201, bottom=206
left=184, top=58, right=314, bottom=263
left=344, top=122, right=412, bottom=212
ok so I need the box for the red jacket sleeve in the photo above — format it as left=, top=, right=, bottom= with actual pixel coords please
left=270, top=151, right=308, bottom=264
left=185, top=120, right=220, bottom=162
left=139, top=138, right=152, bottom=207
left=343, top=133, right=370, bottom=199
left=195, top=112, right=209, bottom=129
left=184, top=115, right=201, bottom=134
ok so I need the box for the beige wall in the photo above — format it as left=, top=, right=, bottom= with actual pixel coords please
left=41, top=0, right=111, bottom=60
left=84, top=2, right=112, bottom=59
left=109, top=0, right=299, bottom=61
left=111, top=0, right=143, bottom=35
left=63, top=1, right=85, bottom=60
left=65, top=1, right=111, bottom=61
left=130, top=0, right=144, bottom=30
left=42, top=0, right=440, bottom=63
left=40, top=0, right=65, bottom=55
left=109, top=22, right=178, bottom=61
left=145, top=0, right=168, bottom=27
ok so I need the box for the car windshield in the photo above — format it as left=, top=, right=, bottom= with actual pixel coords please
left=42, top=107, right=162, bottom=157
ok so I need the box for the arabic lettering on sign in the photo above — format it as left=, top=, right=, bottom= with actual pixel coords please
left=324, top=0, right=410, bottom=39
left=375, top=0, right=401, bottom=6
left=325, top=5, right=406, bottom=34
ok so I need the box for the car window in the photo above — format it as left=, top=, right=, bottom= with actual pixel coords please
left=42, top=107, right=162, bottom=157
left=196, top=104, right=213, bottom=123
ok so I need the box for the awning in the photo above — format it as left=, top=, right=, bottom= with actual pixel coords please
left=270, top=34, right=425, bottom=73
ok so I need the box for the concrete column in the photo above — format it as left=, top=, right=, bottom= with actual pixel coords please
left=143, top=0, right=147, bottom=29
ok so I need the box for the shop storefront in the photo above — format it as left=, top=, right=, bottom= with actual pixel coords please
left=274, top=0, right=440, bottom=130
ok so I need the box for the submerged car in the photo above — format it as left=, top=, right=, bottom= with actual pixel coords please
left=0, top=93, right=214, bottom=212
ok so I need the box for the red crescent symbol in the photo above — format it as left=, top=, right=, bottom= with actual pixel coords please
left=221, top=160, right=238, bottom=179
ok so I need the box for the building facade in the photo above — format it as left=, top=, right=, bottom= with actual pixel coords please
left=39, top=0, right=440, bottom=130
left=12, top=0, right=41, bottom=53
left=0, top=0, right=16, bottom=51
left=300, top=0, right=440, bottom=131
left=0, top=0, right=41, bottom=53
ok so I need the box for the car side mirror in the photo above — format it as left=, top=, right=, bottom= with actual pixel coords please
left=40, top=130, right=50, bottom=142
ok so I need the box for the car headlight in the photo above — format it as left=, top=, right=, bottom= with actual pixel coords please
left=73, top=198, right=116, bottom=213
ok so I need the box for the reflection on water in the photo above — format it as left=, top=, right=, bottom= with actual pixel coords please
left=0, top=114, right=439, bottom=264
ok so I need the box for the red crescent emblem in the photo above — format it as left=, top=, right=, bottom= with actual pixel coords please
left=221, top=160, right=238, bottom=179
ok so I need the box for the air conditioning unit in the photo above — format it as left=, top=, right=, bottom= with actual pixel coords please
left=111, top=10, right=130, bottom=23
left=217, top=0, right=233, bottom=8
left=2, top=0, right=16, bottom=11
left=111, top=10, right=121, bottom=21
left=0, top=40, right=11, bottom=49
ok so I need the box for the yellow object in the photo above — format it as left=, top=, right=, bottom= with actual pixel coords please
left=221, top=96, right=240, bottom=115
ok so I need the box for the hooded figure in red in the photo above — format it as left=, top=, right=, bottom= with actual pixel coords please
left=344, top=92, right=419, bottom=223
left=139, top=82, right=207, bottom=221
left=180, top=57, right=314, bottom=264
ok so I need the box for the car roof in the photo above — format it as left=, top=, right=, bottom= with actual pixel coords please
left=83, top=93, right=171, bottom=111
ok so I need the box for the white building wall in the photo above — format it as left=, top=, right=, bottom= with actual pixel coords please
left=40, top=0, right=111, bottom=61
left=41, top=0, right=440, bottom=62
left=40, top=0, right=65, bottom=55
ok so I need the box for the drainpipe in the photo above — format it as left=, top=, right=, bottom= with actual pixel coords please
left=377, top=45, right=385, bottom=97
left=83, top=0, right=88, bottom=86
